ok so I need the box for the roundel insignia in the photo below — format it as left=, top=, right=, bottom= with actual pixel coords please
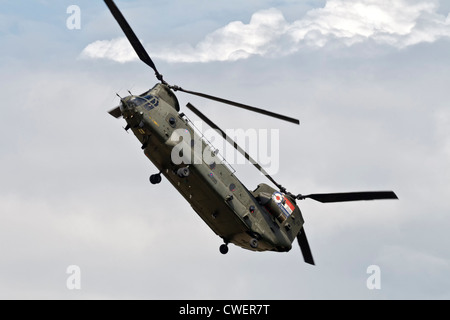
left=272, top=192, right=283, bottom=203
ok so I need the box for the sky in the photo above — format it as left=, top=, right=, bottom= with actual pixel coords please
left=1, top=0, right=450, bottom=299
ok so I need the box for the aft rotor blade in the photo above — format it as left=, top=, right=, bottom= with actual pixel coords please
left=186, top=103, right=286, bottom=191
left=300, top=191, right=398, bottom=203
left=103, top=0, right=164, bottom=83
left=297, top=228, right=315, bottom=265
left=176, top=87, right=299, bottom=125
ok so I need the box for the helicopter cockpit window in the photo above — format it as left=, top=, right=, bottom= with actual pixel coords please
left=144, top=95, right=159, bottom=106
left=128, top=97, right=146, bottom=108
left=142, top=95, right=160, bottom=111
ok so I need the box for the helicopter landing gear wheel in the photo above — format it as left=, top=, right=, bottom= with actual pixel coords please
left=149, top=173, right=162, bottom=185
left=219, top=244, right=229, bottom=255
left=250, top=238, right=258, bottom=249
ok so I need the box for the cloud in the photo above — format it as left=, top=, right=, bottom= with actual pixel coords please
left=290, top=0, right=445, bottom=47
left=81, top=0, right=450, bottom=63
left=80, top=37, right=138, bottom=63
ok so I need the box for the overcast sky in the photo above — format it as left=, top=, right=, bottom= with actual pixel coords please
left=1, top=0, right=450, bottom=299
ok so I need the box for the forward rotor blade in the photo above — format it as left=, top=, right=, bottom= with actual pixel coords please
left=300, top=191, right=398, bottom=203
left=108, top=106, right=122, bottom=118
left=186, top=103, right=286, bottom=191
left=103, top=0, right=164, bottom=83
left=297, top=228, right=315, bottom=265
left=176, top=87, right=299, bottom=125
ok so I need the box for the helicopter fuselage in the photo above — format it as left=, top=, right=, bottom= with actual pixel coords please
left=117, top=83, right=305, bottom=253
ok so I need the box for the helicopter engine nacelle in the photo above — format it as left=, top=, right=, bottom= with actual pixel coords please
left=261, top=191, right=296, bottom=223
left=253, top=183, right=299, bottom=224
left=253, top=184, right=306, bottom=246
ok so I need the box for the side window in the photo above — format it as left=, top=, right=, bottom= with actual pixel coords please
left=143, top=94, right=160, bottom=111
left=166, top=114, right=177, bottom=128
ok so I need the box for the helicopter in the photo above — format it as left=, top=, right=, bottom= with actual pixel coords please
left=103, top=0, right=398, bottom=265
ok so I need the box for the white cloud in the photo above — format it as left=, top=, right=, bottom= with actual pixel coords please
left=155, top=8, right=290, bottom=62
left=81, top=0, right=450, bottom=63
left=80, top=37, right=138, bottom=63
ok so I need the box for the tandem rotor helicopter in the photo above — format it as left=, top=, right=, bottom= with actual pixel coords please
left=103, top=0, right=398, bottom=265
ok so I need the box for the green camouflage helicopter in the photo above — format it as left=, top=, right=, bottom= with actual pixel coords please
left=104, top=0, right=398, bottom=265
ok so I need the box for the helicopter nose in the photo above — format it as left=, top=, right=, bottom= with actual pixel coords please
left=120, top=99, right=130, bottom=109
left=119, top=101, right=128, bottom=116
left=118, top=100, right=135, bottom=120
left=119, top=97, right=135, bottom=114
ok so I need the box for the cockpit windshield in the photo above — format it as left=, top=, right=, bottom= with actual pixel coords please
left=127, top=97, right=147, bottom=108
left=125, top=95, right=160, bottom=111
